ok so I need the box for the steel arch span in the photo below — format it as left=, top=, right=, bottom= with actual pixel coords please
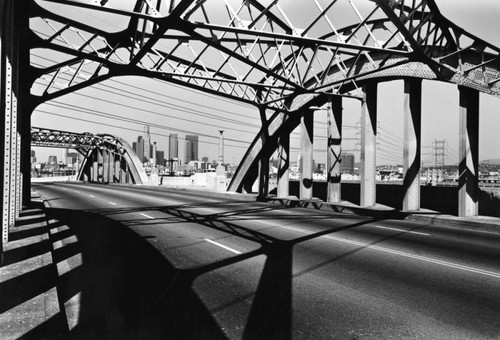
left=25, top=0, right=500, bottom=192
left=31, top=127, right=149, bottom=184
left=2, top=0, right=500, bottom=242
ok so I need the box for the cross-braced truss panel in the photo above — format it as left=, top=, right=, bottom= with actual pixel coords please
left=29, top=0, right=500, bottom=110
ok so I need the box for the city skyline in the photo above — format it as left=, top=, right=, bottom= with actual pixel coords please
left=31, top=1, right=500, bottom=168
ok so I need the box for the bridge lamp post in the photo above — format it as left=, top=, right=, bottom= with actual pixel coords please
left=218, top=130, right=224, bottom=169
left=215, top=130, right=226, bottom=191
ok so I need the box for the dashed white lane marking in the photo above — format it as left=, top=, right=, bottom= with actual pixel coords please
left=108, top=201, right=117, bottom=206
left=279, top=226, right=500, bottom=279
left=140, top=213, right=154, bottom=219
left=371, top=225, right=430, bottom=236
left=204, top=239, right=242, bottom=254
left=89, top=195, right=95, bottom=198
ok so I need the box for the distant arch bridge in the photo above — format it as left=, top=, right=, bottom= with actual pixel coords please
left=31, top=127, right=148, bottom=184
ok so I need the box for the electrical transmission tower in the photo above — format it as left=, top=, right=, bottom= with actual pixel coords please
left=433, top=139, right=446, bottom=168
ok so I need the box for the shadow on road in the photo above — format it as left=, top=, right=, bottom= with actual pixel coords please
left=4, top=198, right=407, bottom=339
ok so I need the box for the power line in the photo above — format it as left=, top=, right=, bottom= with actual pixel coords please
left=39, top=101, right=251, bottom=145
left=35, top=109, right=251, bottom=150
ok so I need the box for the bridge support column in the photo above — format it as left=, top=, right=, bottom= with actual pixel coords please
left=402, top=79, right=422, bottom=211
left=458, top=86, right=479, bottom=217
left=114, top=157, right=120, bottom=182
left=359, top=82, right=377, bottom=206
left=91, top=151, right=99, bottom=181
left=327, top=96, right=342, bottom=203
left=103, top=150, right=110, bottom=182
left=258, top=155, right=269, bottom=198
left=277, top=119, right=290, bottom=198
left=258, top=107, right=269, bottom=199
left=360, top=83, right=377, bottom=206
left=1, top=0, right=21, bottom=247
left=300, top=109, right=314, bottom=200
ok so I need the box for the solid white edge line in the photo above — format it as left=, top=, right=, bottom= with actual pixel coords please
left=89, top=195, right=95, bottom=198
left=140, top=213, right=154, bottom=219
left=371, top=225, right=430, bottom=236
left=108, top=201, right=117, bottom=206
left=279, top=225, right=500, bottom=279
left=204, top=239, right=242, bottom=254
left=323, top=235, right=500, bottom=279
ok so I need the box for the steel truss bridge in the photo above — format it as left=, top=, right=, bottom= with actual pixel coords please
left=2, top=0, right=500, bottom=246
left=31, top=127, right=149, bottom=184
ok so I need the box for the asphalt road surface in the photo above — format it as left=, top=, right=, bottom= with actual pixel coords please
left=33, top=182, right=500, bottom=339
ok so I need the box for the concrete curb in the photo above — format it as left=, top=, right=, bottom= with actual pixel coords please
left=405, top=214, right=500, bottom=233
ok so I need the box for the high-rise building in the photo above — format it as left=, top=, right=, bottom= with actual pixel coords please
left=156, top=150, right=165, bottom=166
left=169, top=133, right=178, bottom=160
left=31, top=150, right=36, bottom=163
left=66, top=151, right=78, bottom=164
left=144, top=126, right=151, bottom=163
left=185, top=135, right=199, bottom=163
left=341, top=153, right=355, bottom=174
left=136, top=136, right=145, bottom=162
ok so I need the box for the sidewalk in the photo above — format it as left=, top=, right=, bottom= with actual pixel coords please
left=1, top=188, right=231, bottom=339
left=0, top=192, right=80, bottom=339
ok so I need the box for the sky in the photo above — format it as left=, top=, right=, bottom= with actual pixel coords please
left=31, top=0, right=500, bottom=167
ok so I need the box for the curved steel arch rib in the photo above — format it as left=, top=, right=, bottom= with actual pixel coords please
left=29, top=0, right=500, bottom=192
left=31, top=0, right=500, bottom=107
left=31, top=127, right=148, bottom=184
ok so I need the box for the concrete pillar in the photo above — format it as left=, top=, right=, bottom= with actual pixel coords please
left=360, top=83, right=377, bottom=206
left=327, top=96, right=343, bottom=203
left=458, top=86, right=479, bottom=217
left=277, top=125, right=290, bottom=198
left=300, top=109, right=314, bottom=200
left=402, top=79, right=422, bottom=211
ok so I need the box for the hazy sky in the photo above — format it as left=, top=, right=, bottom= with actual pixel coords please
left=31, top=0, right=500, bottom=167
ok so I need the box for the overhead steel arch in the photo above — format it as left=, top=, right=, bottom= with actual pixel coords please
left=22, top=0, right=500, bottom=193
left=29, top=0, right=500, bottom=108
left=31, top=127, right=149, bottom=184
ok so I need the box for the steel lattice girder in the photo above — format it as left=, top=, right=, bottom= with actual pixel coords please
left=31, top=126, right=122, bottom=154
left=28, top=0, right=500, bottom=110
left=31, top=126, right=149, bottom=183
